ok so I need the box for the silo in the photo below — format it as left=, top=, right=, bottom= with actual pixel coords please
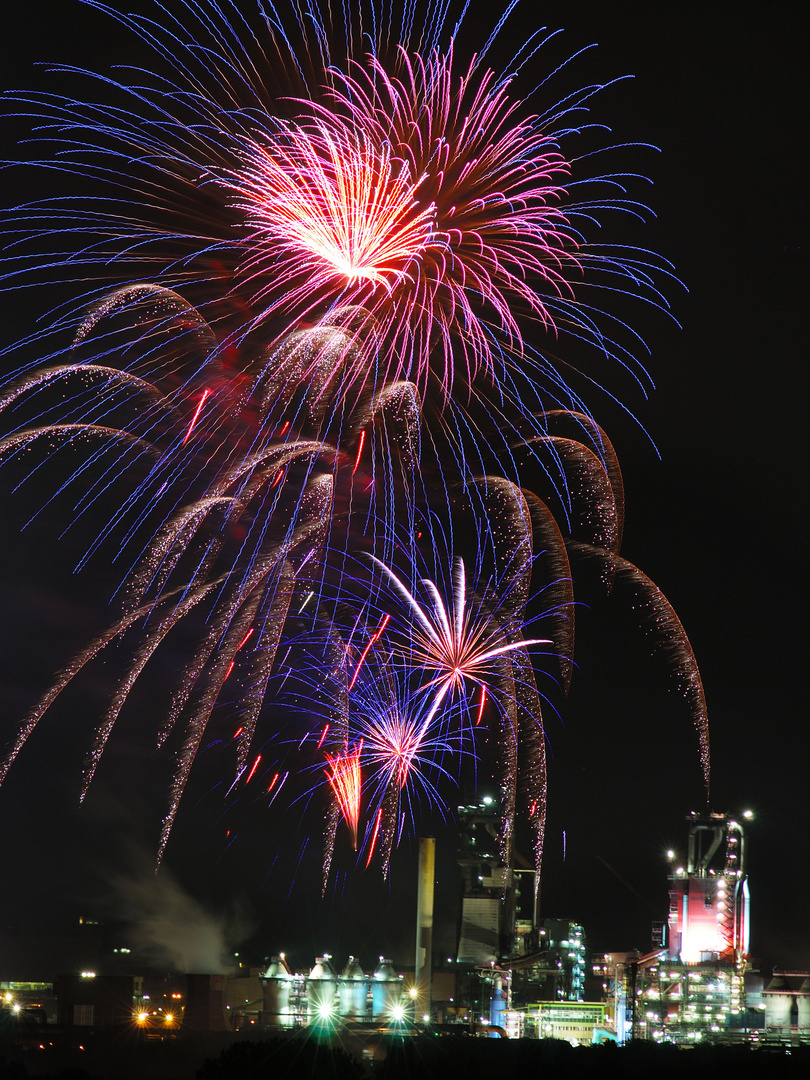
left=261, top=956, right=295, bottom=1029
left=307, top=956, right=337, bottom=1021
left=764, top=975, right=792, bottom=1027
left=797, top=977, right=810, bottom=1030
left=371, top=958, right=401, bottom=1021
left=339, top=956, right=368, bottom=1020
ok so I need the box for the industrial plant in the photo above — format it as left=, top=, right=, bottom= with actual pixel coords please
left=2, top=807, right=809, bottom=1053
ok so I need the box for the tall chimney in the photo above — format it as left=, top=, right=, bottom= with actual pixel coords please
left=415, top=836, right=435, bottom=1018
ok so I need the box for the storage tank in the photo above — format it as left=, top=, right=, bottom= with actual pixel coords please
left=764, top=975, right=792, bottom=1027
left=797, top=977, right=810, bottom=1030
left=339, top=956, right=368, bottom=1020
left=261, top=956, right=295, bottom=1029
left=371, top=958, right=401, bottom=1021
left=307, top=956, right=337, bottom=1020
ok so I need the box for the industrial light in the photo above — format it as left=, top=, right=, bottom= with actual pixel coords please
left=390, top=1004, right=406, bottom=1022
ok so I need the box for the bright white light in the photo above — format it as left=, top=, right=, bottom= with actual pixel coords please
left=318, top=1002, right=333, bottom=1019
left=390, top=1004, right=406, bottom=1022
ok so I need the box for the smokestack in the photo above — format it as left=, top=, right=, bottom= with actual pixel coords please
left=415, top=836, right=435, bottom=1017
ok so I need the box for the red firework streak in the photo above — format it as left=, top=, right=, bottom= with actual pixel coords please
left=352, top=429, right=366, bottom=475
left=325, top=742, right=363, bottom=850
left=223, top=628, right=255, bottom=681
left=476, top=685, right=487, bottom=726
left=181, top=388, right=212, bottom=445
left=365, top=807, right=383, bottom=868
left=349, top=613, right=391, bottom=689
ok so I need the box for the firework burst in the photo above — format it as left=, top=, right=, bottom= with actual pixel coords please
left=226, top=42, right=580, bottom=397
left=0, top=1, right=707, bottom=891
left=369, top=555, right=550, bottom=726
left=1, top=0, right=672, bottom=414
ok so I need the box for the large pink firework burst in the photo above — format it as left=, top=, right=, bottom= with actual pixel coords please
left=227, top=44, right=576, bottom=397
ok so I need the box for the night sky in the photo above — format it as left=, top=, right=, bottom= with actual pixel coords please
left=0, top=1, right=805, bottom=980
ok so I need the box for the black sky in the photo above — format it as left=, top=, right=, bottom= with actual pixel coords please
left=0, top=1, right=805, bottom=978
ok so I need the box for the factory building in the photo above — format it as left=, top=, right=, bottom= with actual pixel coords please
left=455, top=797, right=512, bottom=964
left=657, top=810, right=751, bottom=1042
left=451, top=797, right=594, bottom=1040
left=666, top=810, right=750, bottom=967
left=591, top=810, right=764, bottom=1046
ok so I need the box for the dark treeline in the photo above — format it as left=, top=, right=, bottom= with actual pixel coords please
left=4, top=1037, right=810, bottom=1080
